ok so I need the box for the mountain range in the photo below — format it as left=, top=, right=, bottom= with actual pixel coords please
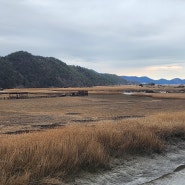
left=1, top=51, right=184, bottom=89
left=122, top=76, right=185, bottom=85
left=0, top=51, right=128, bottom=89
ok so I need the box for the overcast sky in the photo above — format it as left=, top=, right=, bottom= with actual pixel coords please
left=1, top=0, right=185, bottom=79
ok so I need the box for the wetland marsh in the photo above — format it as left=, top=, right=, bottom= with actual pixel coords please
left=0, top=85, right=185, bottom=185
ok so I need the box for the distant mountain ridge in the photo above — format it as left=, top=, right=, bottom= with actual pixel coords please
left=0, top=51, right=128, bottom=88
left=122, top=76, right=185, bottom=85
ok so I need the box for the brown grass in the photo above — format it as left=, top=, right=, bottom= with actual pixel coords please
left=1, top=92, right=185, bottom=135
left=1, top=111, right=185, bottom=185
left=133, top=92, right=185, bottom=99
left=144, top=112, right=185, bottom=140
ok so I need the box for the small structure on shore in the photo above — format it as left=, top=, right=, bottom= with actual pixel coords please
left=71, top=90, right=88, bottom=96
left=8, top=92, right=29, bottom=99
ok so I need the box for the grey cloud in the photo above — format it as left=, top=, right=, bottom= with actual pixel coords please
left=0, top=0, right=185, bottom=78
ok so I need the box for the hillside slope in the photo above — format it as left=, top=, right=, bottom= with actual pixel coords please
left=0, top=51, right=128, bottom=88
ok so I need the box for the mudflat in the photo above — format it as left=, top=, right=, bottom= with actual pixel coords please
left=0, top=88, right=185, bottom=134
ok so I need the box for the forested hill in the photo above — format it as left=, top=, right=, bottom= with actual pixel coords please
left=0, top=51, right=128, bottom=88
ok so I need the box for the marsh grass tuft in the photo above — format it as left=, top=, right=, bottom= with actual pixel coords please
left=0, top=111, right=185, bottom=184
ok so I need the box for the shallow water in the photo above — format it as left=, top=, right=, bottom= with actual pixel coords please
left=73, top=142, right=185, bottom=185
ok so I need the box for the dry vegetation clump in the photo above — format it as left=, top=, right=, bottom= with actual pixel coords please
left=151, top=93, right=185, bottom=99
left=0, top=126, right=109, bottom=185
left=95, top=122, right=163, bottom=156
left=1, top=111, right=185, bottom=185
left=133, top=93, right=185, bottom=99
left=145, top=111, right=185, bottom=140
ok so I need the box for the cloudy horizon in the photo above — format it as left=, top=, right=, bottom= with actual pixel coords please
left=1, top=0, right=185, bottom=80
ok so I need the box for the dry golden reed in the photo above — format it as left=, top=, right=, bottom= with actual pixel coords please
left=0, top=111, right=185, bottom=185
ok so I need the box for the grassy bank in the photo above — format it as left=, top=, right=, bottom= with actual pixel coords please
left=1, top=111, right=185, bottom=185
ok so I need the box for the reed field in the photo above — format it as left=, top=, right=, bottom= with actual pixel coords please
left=0, top=85, right=185, bottom=184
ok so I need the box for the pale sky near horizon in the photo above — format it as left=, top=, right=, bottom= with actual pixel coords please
left=1, top=0, right=185, bottom=79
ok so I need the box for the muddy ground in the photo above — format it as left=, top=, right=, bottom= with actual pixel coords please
left=71, top=141, right=185, bottom=185
left=0, top=93, right=185, bottom=134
